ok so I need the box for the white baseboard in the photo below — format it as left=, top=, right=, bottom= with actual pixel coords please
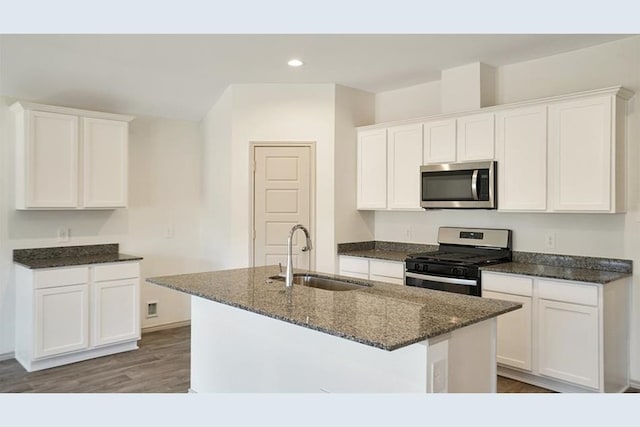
left=142, top=320, right=191, bottom=334
left=0, top=351, right=15, bottom=362
left=629, top=379, right=640, bottom=389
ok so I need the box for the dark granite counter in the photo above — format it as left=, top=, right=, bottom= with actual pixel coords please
left=337, top=241, right=437, bottom=262
left=481, top=262, right=631, bottom=284
left=338, top=241, right=632, bottom=284
left=482, top=251, right=632, bottom=284
left=13, top=244, right=143, bottom=269
left=147, top=265, right=520, bottom=351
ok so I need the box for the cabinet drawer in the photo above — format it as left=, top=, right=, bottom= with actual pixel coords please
left=93, top=262, right=140, bottom=282
left=369, top=259, right=404, bottom=279
left=339, top=256, right=369, bottom=274
left=34, top=267, right=89, bottom=289
left=369, top=274, right=404, bottom=285
left=538, top=279, right=598, bottom=306
left=482, top=272, right=533, bottom=296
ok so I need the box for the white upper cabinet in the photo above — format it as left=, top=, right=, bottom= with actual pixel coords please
left=422, top=119, right=456, bottom=164
left=83, top=118, right=128, bottom=208
left=456, top=112, right=495, bottom=162
left=18, top=110, right=80, bottom=208
left=356, top=86, right=632, bottom=214
left=387, top=124, right=423, bottom=209
left=357, top=129, right=387, bottom=209
left=496, top=106, right=548, bottom=211
left=548, top=95, right=623, bottom=212
left=11, top=102, right=134, bottom=210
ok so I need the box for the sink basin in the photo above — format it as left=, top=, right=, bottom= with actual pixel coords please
left=269, top=273, right=370, bottom=292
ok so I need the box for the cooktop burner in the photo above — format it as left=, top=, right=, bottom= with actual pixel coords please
left=409, top=251, right=509, bottom=264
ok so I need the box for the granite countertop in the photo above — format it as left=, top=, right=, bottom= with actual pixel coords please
left=339, top=241, right=633, bottom=284
left=337, top=241, right=437, bottom=262
left=147, top=265, right=520, bottom=351
left=481, top=262, right=632, bottom=284
left=482, top=251, right=632, bottom=284
left=13, top=244, right=143, bottom=269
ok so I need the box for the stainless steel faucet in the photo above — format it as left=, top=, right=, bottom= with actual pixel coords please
left=285, top=224, right=312, bottom=288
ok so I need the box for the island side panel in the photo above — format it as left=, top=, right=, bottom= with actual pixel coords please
left=190, top=295, right=431, bottom=393
left=447, top=318, right=498, bottom=393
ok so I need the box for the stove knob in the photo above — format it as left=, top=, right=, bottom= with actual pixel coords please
left=452, top=267, right=467, bottom=276
left=421, top=264, right=428, bottom=272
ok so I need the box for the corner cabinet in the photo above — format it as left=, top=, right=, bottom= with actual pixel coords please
left=482, top=271, right=630, bottom=393
left=14, top=261, right=141, bottom=372
left=357, top=124, right=423, bottom=211
left=11, top=101, right=134, bottom=210
left=357, top=129, right=387, bottom=209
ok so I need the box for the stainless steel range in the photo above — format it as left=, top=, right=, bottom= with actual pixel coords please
left=405, top=227, right=512, bottom=296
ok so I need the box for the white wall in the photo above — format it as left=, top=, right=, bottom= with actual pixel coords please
left=373, top=36, right=640, bottom=382
left=375, top=80, right=441, bottom=123
left=201, top=84, right=339, bottom=273
left=334, top=84, right=376, bottom=250
left=0, top=98, right=200, bottom=354
left=199, top=87, right=233, bottom=271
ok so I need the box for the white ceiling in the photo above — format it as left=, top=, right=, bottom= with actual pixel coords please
left=0, top=34, right=632, bottom=121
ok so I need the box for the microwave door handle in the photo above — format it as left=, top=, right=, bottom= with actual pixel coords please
left=471, top=170, right=479, bottom=200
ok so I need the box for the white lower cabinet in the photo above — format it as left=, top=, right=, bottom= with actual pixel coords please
left=482, top=271, right=629, bottom=392
left=34, top=284, right=90, bottom=358
left=92, top=278, right=140, bottom=347
left=483, top=290, right=532, bottom=371
left=339, top=255, right=404, bottom=285
left=537, top=299, right=599, bottom=389
left=15, top=261, right=141, bottom=372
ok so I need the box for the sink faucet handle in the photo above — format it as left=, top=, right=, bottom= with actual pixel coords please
left=278, top=262, right=283, bottom=273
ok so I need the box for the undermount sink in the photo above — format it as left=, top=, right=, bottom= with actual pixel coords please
left=269, top=273, right=370, bottom=292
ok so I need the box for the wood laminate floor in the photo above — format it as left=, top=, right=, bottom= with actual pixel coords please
left=0, top=326, right=190, bottom=393
left=1, top=326, right=637, bottom=393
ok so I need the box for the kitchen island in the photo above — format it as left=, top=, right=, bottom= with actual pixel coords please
left=147, top=265, right=521, bottom=393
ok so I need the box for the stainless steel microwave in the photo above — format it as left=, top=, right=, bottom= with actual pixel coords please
left=420, top=161, right=497, bottom=209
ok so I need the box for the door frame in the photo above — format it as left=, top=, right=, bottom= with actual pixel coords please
left=249, top=142, right=316, bottom=270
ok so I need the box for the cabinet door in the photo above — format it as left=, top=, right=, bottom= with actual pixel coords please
left=34, top=284, right=89, bottom=358
left=549, top=96, right=612, bottom=212
left=423, top=119, right=456, bottom=164
left=456, top=113, right=495, bottom=162
left=92, top=278, right=140, bottom=347
left=25, top=110, right=79, bottom=208
left=357, top=129, right=387, bottom=209
left=83, top=118, right=128, bottom=208
left=483, top=291, right=532, bottom=371
left=538, top=299, right=599, bottom=389
left=496, top=106, right=548, bottom=211
left=387, top=124, right=423, bottom=209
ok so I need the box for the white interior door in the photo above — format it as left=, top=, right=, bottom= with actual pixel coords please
left=254, top=145, right=312, bottom=270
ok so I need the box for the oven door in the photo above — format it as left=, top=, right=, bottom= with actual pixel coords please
left=405, top=272, right=480, bottom=296
left=420, top=161, right=496, bottom=209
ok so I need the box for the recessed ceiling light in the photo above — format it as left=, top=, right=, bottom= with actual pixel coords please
left=287, top=59, right=304, bottom=67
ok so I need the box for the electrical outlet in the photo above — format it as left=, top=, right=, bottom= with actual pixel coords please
left=432, top=359, right=447, bottom=393
left=544, top=232, right=556, bottom=249
left=164, top=224, right=174, bottom=239
left=405, top=226, right=412, bottom=241
left=57, top=227, right=70, bottom=243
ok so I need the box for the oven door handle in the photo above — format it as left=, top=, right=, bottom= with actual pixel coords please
left=471, top=169, right=479, bottom=200
left=405, top=272, right=478, bottom=287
